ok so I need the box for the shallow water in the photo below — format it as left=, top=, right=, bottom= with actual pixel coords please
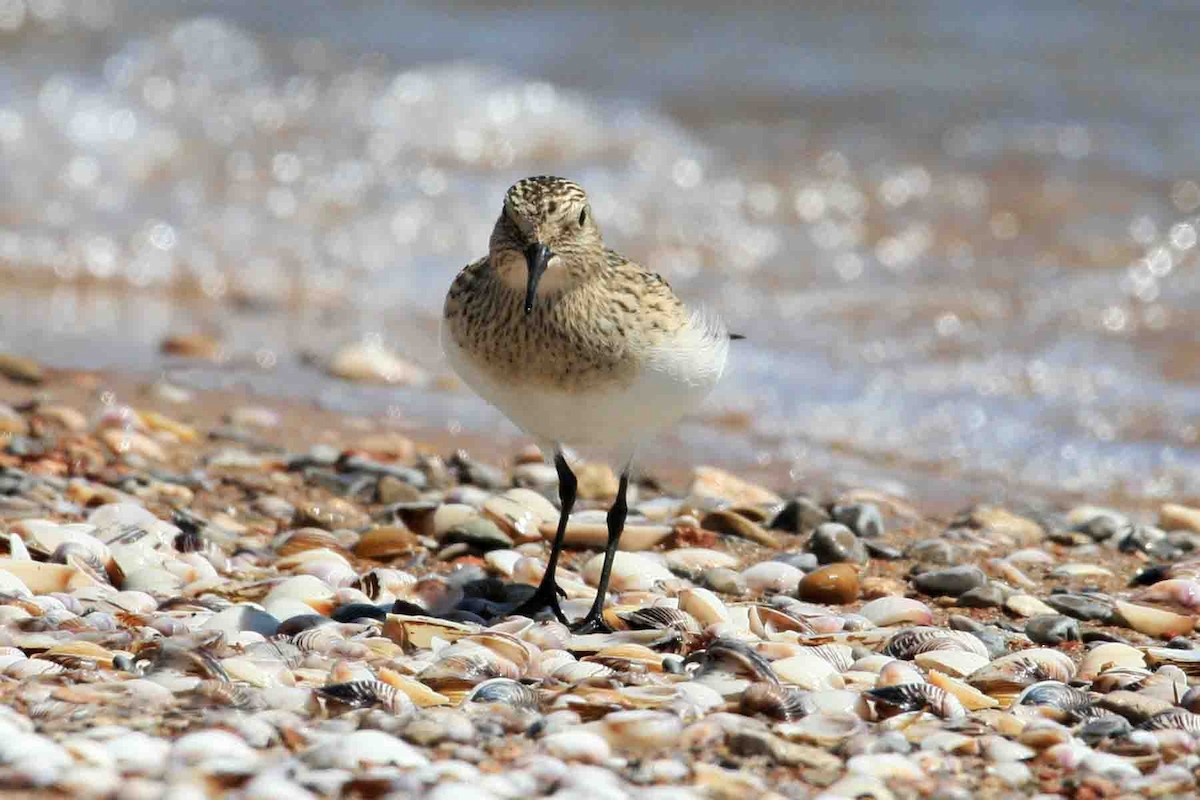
left=1, top=1, right=1199, bottom=504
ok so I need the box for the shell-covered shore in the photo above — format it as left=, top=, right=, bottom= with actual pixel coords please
left=2, top=373, right=1200, bottom=799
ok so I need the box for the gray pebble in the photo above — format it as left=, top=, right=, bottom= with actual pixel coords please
left=956, top=582, right=1009, bottom=608
left=808, top=522, right=867, bottom=565
left=1045, top=592, right=1114, bottom=622
left=769, top=497, right=830, bottom=534
left=905, top=538, right=959, bottom=565
left=772, top=551, right=818, bottom=572
left=831, top=503, right=884, bottom=538
left=912, top=565, right=987, bottom=597
left=1025, top=614, right=1080, bottom=645
left=1073, top=511, right=1127, bottom=541
left=1078, top=715, right=1131, bottom=745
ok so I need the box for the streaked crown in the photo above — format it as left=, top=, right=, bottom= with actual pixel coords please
left=504, top=175, right=588, bottom=221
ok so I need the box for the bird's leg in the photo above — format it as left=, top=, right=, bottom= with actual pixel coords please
left=512, top=452, right=575, bottom=624
left=572, top=469, right=629, bottom=634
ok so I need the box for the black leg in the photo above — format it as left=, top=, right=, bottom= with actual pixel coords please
left=512, top=452, right=575, bottom=624
left=572, top=470, right=629, bottom=634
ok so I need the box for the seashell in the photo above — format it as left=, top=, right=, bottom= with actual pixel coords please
left=857, top=596, right=932, bottom=627
left=686, top=637, right=778, bottom=684
left=772, top=652, right=845, bottom=690
left=677, top=588, right=728, bottom=626
left=777, top=712, right=865, bottom=748
left=382, top=614, right=481, bottom=648
left=581, top=552, right=673, bottom=592
left=618, top=607, right=702, bottom=638
left=7, top=658, right=66, bottom=678
left=39, top=641, right=116, bottom=668
left=913, top=650, right=989, bottom=678
left=746, top=604, right=815, bottom=639
left=867, top=683, right=966, bottom=720
left=927, top=670, right=1000, bottom=711
left=545, top=511, right=672, bottom=552
left=262, top=575, right=335, bottom=615
left=465, top=677, right=540, bottom=711
left=485, top=489, right=557, bottom=542
left=305, top=729, right=428, bottom=770
left=1013, top=681, right=1095, bottom=722
left=1004, top=594, right=1058, bottom=617
left=1090, top=667, right=1151, bottom=693
left=594, top=710, right=683, bottom=753
left=1138, top=709, right=1200, bottom=733
left=1096, top=690, right=1174, bottom=724
left=292, top=626, right=347, bottom=655
left=584, top=642, right=667, bottom=672
left=551, top=660, right=616, bottom=683
left=483, top=549, right=523, bottom=577
left=354, top=526, right=419, bottom=560
left=877, top=659, right=925, bottom=688
left=664, top=548, right=739, bottom=576
left=883, top=627, right=988, bottom=660
left=699, top=510, right=779, bottom=547
left=966, top=648, right=1075, bottom=700
left=1077, top=642, right=1146, bottom=679
left=803, top=643, right=855, bottom=672
left=376, top=667, right=451, bottom=707
left=740, top=561, right=804, bottom=594
left=0, top=558, right=92, bottom=595
left=1112, top=600, right=1195, bottom=639
left=1144, top=647, right=1200, bottom=675
left=419, top=651, right=520, bottom=690
left=541, top=730, right=611, bottom=764
left=739, top=682, right=807, bottom=721
left=461, top=631, right=535, bottom=673
left=275, top=528, right=349, bottom=558
left=1134, top=579, right=1200, bottom=610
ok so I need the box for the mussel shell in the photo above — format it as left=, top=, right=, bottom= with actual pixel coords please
left=316, top=680, right=411, bottom=715
left=464, top=677, right=540, bottom=711
left=866, top=683, right=966, bottom=720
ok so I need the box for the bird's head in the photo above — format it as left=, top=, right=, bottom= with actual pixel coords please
left=489, top=175, right=604, bottom=314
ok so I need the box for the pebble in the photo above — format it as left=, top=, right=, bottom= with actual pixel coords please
left=1025, top=614, right=1081, bottom=645
left=741, top=561, right=804, bottom=594
left=831, top=503, right=884, bottom=538
left=808, top=523, right=867, bottom=565
left=797, top=564, right=860, bottom=605
left=912, top=565, right=988, bottom=597
left=1045, top=592, right=1115, bottom=622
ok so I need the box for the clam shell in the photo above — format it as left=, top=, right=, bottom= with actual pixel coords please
left=382, top=614, right=481, bottom=648
left=883, top=627, right=988, bottom=660
left=867, top=683, right=966, bottom=720
left=677, top=588, right=729, bottom=626
left=739, top=682, right=807, bottom=721
left=465, top=677, right=540, bottom=711
left=1078, top=642, right=1146, bottom=679
left=857, top=596, right=933, bottom=627
left=966, top=648, right=1075, bottom=700
left=315, top=680, right=414, bottom=716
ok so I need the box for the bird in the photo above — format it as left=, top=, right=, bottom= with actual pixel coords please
left=441, top=175, right=738, bottom=632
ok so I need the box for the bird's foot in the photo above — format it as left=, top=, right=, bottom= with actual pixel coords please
left=570, top=612, right=613, bottom=635
left=511, top=582, right=568, bottom=625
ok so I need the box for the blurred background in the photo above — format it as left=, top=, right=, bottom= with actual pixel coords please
left=1, top=0, right=1199, bottom=505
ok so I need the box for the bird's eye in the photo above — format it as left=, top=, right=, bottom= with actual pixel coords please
left=578, top=208, right=588, bottom=226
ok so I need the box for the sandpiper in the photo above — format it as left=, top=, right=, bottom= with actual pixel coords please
left=442, top=175, right=738, bottom=632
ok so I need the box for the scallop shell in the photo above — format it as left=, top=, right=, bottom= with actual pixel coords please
left=883, top=627, right=988, bottom=660
left=966, top=648, right=1075, bottom=700
left=464, top=677, right=540, bottom=711
left=739, top=681, right=807, bottom=721
left=316, top=680, right=413, bottom=715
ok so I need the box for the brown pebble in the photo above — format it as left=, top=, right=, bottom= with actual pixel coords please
left=160, top=333, right=222, bottom=360
left=0, top=353, right=43, bottom=384
left=859, top=575, right=906, bottom=600
left=797, top=564, right=860, bottom=604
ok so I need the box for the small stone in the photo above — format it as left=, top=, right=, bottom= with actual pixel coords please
left=1161, top=503, right=1200, bottom=534
left=798, top=564, right=860, bottom=605
left=699, top=510, right=778, bottom=547
left=1044, top=592, right=1114, bottom=622
left=378, top=475, right=421, bottom=504
left=0, top=353, right=43, bottom=384
left=1072, top=510, right=1127, bottom=541
left=905, top=539, right=959, bottom=565
left=1004, top=594, right=1057, bottom=617
left=956, top=582, right=1009, bottom=608
left=1025, top=614, right=1080, bottom=645
left=770, top=497, right=830, bottom=534
left=575, top=463, right=619, bottom=501
left=702, top=567, right=748, bottom=595
left=442, top=518, right=514, bottom=552
left=297, top=498, right=369, bottom=530
left=741, top=561, right=804, bottom=594
left=689, top=466, right=782, bottom=507
left=808, top=523, right=867, bottom=565
left=773, top=552, right=818, bottom=572
left=831, top=503, right=884, bottom=538
left=912, top=565, right=987, bottom=597
left=160, top=333, right=222, bottom=360
left=327, top=340, right=427, bottom=385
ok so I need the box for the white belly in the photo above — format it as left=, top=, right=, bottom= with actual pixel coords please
left=440, top=314, right=729, bottom=464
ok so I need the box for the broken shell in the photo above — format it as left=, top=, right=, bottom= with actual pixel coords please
left=927, top=670, right=1000, bottom=711
left=772, top=652, right=845, bottom=690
